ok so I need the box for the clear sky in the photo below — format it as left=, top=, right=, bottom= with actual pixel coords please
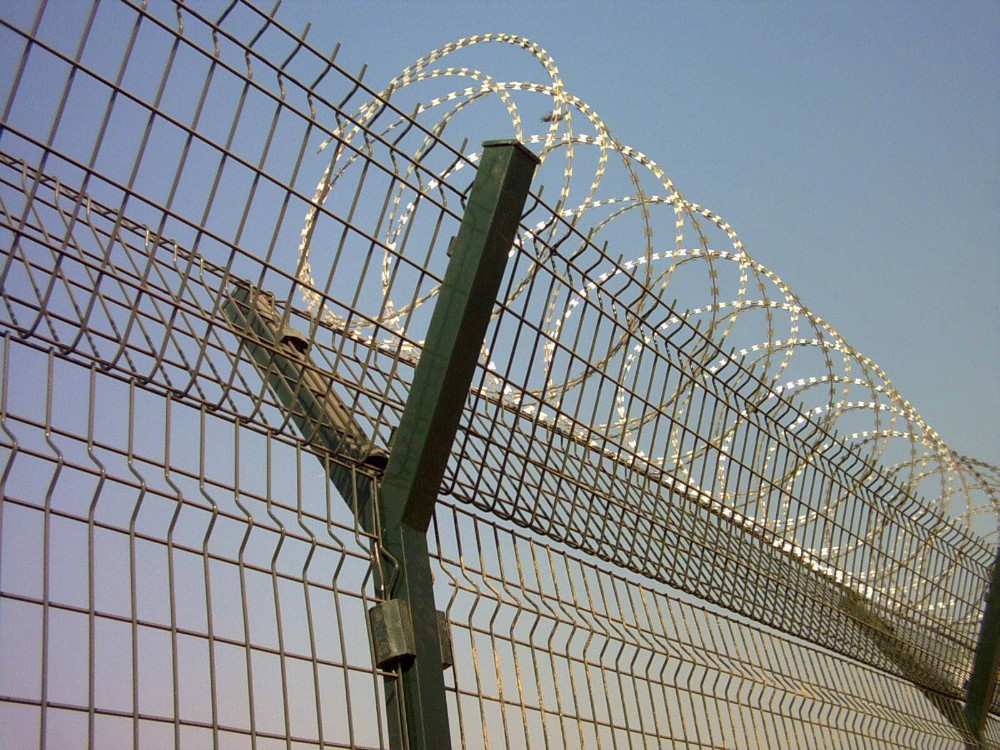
left=275, top=0, right=999, bottom=469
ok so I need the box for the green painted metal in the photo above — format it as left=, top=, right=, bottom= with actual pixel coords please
left=222, top=283, right=408, bottom=731
left=376, top=139, right=539, bottom=750
left=223, top=285, right=377, bottom=468
left=379, top=139, right=540, bottom=534
left=369, top=599, right=418, bottom=668
left=224, top=140, right=538, bottom=749
left=965, top=549, right=1000, bottom=744
left=222, top=284, right=383, bottom=506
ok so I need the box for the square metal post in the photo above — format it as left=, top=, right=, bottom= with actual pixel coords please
left=375, top=139, right=538, bottom=750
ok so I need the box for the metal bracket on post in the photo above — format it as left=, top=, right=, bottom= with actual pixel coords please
left=369, top=600, right=417, bottom=668
left=368, top=602, right=452, bottom=671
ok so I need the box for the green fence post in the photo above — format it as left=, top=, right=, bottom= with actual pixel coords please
left=224, top=139, right=538, bottom=750
left=375, top=139, right=538, bottom=750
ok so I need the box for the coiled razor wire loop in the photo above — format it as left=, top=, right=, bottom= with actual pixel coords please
left=297, top=35, right=998, bottom=626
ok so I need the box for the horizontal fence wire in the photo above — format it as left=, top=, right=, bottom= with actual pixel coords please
left=0, top=335, right=981, bottom=749
left=430, top=500, right=975, bottom=749
left=0, top=336, right=391, bottom=749
left=453, top=213, right=995, bottom=697
left=0, top=0, right=997, bottom=748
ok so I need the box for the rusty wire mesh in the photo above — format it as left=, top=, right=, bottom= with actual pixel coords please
left=0, top=1, right=997, bottom=748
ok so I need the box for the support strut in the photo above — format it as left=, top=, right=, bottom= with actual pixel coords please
left=224, top=140, right=538, bottom=750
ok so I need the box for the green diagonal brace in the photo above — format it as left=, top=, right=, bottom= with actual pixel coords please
left=380, top=139, right=539, bottom=535
left=377, top=140, right=538, bottom=749
left=222, top=284, right=384, bottom=508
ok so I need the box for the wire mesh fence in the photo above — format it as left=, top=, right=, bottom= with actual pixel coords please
left=1, top=1, right=997, bottom=748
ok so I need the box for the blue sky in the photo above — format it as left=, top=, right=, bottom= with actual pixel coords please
left=275, top=0, right=999, bottom=468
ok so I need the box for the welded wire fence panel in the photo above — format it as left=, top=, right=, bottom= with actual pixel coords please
left=1, top=1, right=997, bottom=748
left=0, top=337, right=390, bottom=749
left=429, top=502, right=976, bottom=749
left=454, top=220, right=994, bottom=699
